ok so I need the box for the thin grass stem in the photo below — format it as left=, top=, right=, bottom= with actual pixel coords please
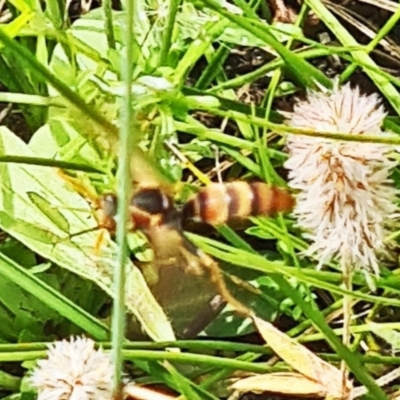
left=110, top=0, right=135, bottom=395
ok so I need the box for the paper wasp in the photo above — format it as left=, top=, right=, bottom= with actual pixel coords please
left=88, top=150, right=295, bottom=319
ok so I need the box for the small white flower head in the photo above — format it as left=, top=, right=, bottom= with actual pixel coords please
left=284, top=82, right=398, bottom=287
left=30, top=337, right=114, bottom=400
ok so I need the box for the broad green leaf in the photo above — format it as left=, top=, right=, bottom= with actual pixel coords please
left=369, top=322, right=400, bottom=351
left=27, top=191, right=70, bottom=233
left=0, top=212, right=65, bottom=244
left=0, top=126, right=175, bottom=342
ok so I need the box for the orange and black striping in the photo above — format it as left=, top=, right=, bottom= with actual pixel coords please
left=249, top=182, right=294, bottom=215
left=182, top=182, right=294, bottom=226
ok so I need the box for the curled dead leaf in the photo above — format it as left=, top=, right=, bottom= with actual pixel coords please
left=230, top=316, right=353, bottom=399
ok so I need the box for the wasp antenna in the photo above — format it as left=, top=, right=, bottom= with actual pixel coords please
left=68, top=225, right=109, bottom=258
left=69, top=225, right=102, bottom=239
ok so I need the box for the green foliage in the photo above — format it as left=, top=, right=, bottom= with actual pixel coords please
left=0, top=0, right=398, bottom=398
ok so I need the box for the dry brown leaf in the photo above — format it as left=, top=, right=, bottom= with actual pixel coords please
left=389, top=389, right=400, bottom=399
left=232, top=316, right=353, bottom=399
left=124, top=383, right=176, bottom=400
left=232, top=372, right=327, bottom=397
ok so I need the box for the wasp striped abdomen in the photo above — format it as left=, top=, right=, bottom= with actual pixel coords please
left=182, top=182, right=294, bottom=226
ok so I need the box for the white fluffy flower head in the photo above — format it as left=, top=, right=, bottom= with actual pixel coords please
left=284, top=82, right=398, bottom=284
left=30, top=337, right=114, bottom=400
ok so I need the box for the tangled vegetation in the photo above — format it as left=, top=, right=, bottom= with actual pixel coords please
left=0, top=0, right=400, bottom=399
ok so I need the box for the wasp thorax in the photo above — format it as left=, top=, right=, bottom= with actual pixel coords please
left=131, top=188, right=174, bottom=215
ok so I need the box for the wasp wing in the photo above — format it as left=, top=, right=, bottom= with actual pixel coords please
left=136, top=219, right=222, bottom=338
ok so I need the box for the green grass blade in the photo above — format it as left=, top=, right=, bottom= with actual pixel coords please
left=111, top=0, right=136, bottom=392
left=198, top=0, right=331, bottom=89
left=0, top=251, right=110, bottom=340
left=305, top=0, right=400, bottom=114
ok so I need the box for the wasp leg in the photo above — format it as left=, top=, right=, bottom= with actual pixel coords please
left=179, top=243, right=252, bottom=318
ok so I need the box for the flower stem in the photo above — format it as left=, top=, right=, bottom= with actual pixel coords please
left=341, top=261, right=353, bottom=391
